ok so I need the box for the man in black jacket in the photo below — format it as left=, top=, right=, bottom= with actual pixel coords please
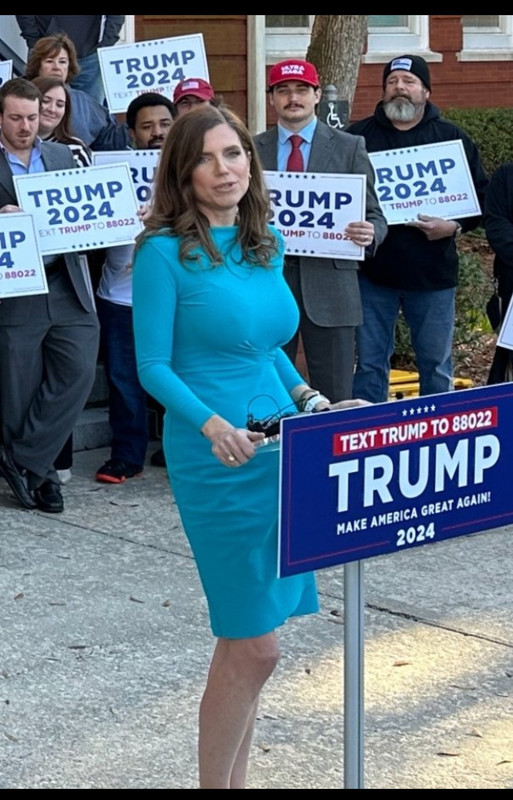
left=347, top=54, right=488, bottom=403
left=16, top=15, right=125, bottom=105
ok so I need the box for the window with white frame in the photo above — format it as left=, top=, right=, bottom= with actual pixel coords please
left=365, top=15, right=429, bottom=58
left=264, top=15, right=434, bottom=64
left=265, top=15, right=313, bottom=61
left=460, top=15, right=513, bottom=59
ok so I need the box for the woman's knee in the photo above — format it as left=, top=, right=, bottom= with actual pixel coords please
left=227, top=633, right=281, bottom=681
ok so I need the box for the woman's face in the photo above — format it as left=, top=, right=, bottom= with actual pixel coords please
left=39, top=48, right=70, bottom=82
left=191, top=123, right=251, bottom=227
left=39, top=86, right=67, bottom=138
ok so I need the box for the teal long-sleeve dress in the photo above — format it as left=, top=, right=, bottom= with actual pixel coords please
left=132, top=226, right=319, bottom=638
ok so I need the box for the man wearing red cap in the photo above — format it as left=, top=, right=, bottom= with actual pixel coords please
left=347, top=55, right=488, bottom=403
left=173, top=77, right=217, bottom=117
left=254, top=59, right=387, bottom=402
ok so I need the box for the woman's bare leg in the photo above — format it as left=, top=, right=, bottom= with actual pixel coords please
left=229, top=698, right=259, bottom=789
left=198, top=632, right=279, bottom=789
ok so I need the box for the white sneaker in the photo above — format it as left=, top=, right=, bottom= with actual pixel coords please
left=57, top=468, right=72, bottom=485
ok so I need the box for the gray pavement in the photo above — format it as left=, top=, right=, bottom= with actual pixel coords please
left=1, top=442, right=512, bottom=789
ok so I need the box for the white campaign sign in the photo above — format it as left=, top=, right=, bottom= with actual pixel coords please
left=0, top=212, right=47, bottom=298
left=98, top=34, right=209, bottom=113
left=263, top=171, right=366, bottom=260
left=92, top=149, right=160, bottom=204
left=14, top=164, right=143, bottom=255
left=497, top=295, right=513, bottom=352
left=369, top=140, right=481, bottom=225
left=0, top=60, right=13, bottom=87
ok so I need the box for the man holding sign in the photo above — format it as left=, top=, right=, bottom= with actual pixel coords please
left=347, top=55, right=488, bottom=403
left=254, top=59, right=387, bottom=403
left=94, top=92, right=175, bottom=484
left=0, top=78, right=99, bottom=513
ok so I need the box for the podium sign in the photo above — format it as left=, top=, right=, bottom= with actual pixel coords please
left=279, top=383, right=513, bottom=577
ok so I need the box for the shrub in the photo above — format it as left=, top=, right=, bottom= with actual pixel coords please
left=442, top=106, right=513, bottom=176
left=393, top=231, right=494, bottom=368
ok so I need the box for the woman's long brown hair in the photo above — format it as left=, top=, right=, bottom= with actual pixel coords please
left=136, top=104, right=278, bottom=269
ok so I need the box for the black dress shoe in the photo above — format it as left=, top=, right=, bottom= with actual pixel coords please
left=33, top=480, right=64, bottom=513
left=0, top=446, right=37, bottom=509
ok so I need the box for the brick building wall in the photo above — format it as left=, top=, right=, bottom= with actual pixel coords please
left=135, top=15, right=248, bottom=121
left=133, top=16, right=513, bottom=125
left=351, top=15, right=513, bottom=122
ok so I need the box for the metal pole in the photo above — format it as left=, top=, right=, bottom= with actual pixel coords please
left=344, top=559, right=365, bottom=788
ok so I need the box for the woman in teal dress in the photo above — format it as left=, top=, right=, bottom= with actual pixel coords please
left=132, top=104, right=363, bottom=789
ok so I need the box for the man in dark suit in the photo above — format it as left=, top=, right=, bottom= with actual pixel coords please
left=254, top=59, right=387, bottom=402
left=0, top=78, right=99, bottom=512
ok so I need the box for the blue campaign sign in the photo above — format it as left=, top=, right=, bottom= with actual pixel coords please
left=278, top=383, right=513, bottom=577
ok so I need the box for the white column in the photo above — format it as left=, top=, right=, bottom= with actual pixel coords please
left=247, top=15, right=267, bottom=135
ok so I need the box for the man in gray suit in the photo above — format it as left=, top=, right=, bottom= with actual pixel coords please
left=254, top=59, right=387, bottom=402
left=0, top=78, right=99, bottom=512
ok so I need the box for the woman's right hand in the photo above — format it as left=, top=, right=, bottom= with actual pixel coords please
left=201, top=415, right=265, bottom=467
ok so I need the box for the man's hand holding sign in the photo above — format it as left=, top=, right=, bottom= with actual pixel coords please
left=406, top=214, right=462, bottom=241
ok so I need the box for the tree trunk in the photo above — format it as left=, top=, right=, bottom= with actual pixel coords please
left=306, top=15, right=368, bottom=114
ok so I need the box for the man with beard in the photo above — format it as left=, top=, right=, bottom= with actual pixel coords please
left=347, top=55, right=488, bottom=403
left=94, top=92, right=176, bottom=484
left=254, top=59, right=387, bottom=403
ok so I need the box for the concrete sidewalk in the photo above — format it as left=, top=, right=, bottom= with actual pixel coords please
left=1, top=443, right=512, bottom=789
